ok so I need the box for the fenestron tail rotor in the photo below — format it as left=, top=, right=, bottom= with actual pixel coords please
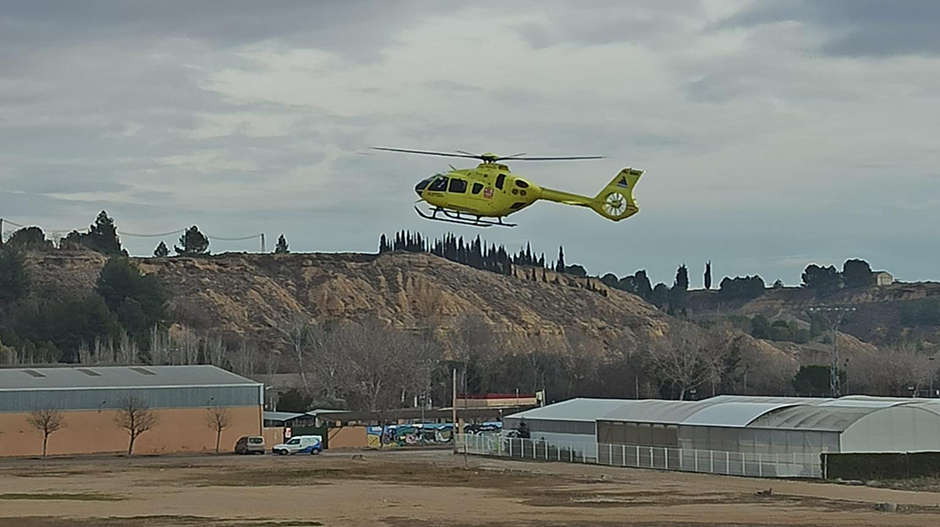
left=603, top=192, right=628, bottom=216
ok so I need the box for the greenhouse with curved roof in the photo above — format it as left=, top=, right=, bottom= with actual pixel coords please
left=500, top=395, right=940, bottom=478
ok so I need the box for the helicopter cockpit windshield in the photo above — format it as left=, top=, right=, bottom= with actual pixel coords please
left=416, top=174, right=448, bottom=196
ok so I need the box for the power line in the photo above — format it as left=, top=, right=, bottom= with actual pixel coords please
left=202, top=233, right=263, bottom=242
left=118, top=229, right=185, bottom=238
left=1, top=217, right=267, bottom=252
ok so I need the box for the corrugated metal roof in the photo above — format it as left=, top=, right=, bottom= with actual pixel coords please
left=683, top=402, right=801, bottom=428
left=600, top=399, right=703, bottom=424
left=509, top=395, right=940, bottom=433
left=0, top=365, right=259, bottom=390
left=748, top=404, right=876, bottom=431
left=506, top=398, right=630, bottom=422
left=263, top=411, right=307, bottom=422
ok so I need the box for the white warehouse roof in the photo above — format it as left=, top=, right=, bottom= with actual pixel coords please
left=508, top=394, right=940, bottom=434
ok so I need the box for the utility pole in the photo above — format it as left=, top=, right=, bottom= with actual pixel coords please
left=930, top=356, right=936, bottom=397
left=808, top=306, right=856, bottom=398
left=260, top=233, right=266, bottom=253
left=451, top=367, right=457, bottom=454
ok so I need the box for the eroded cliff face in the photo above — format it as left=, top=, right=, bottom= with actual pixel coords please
left=138, top=251, right=673, bottom=350
left=22, top=250, right=674, bottom=353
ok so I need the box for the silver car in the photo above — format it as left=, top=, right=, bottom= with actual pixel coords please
left=235, top=435, right=265, bottom=454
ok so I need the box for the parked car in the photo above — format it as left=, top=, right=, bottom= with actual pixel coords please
left=235, top=436, right=266, bottom=454
left=272, top=435, right=323, bottom=455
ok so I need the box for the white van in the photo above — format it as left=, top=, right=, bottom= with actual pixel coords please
left=272, top=435, right=323, bottom=455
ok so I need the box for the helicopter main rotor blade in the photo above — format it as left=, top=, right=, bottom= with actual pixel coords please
left=372, top=147, right=480, bottom=159
left=496, top=152, right=528, bottom=160
left=502, top=155, right=605, bottom=161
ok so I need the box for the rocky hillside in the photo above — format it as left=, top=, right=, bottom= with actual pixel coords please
left=19, top=250, right=901, bottom=364
left=24, top=250, right=674, bottom=352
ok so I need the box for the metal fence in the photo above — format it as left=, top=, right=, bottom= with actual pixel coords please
left=456, top=434, right=822, bottom=479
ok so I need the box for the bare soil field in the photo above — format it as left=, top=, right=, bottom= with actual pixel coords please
left=1, top=450, right=940, bottom=526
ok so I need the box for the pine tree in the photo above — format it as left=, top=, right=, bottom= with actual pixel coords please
left=675, top=264, right=689, bottom=290
left=175, top=226, right=210, bottom=256
left=555, top=246, right=566, bottom=273
left=704, top=261, right=712, bottom=290
left=634, top=270, right=653, bottom=299
left=275, top=234, right=289, bottom=254
left=379, top=234, right=388, bottom=253
left=153, top=242, right=169, bottom=258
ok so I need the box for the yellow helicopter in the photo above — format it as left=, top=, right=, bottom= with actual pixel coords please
left=374, top=147, right=644, bottom=227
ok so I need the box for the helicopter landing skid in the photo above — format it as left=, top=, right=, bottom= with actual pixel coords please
left=414, top=206, right=516, bottom=228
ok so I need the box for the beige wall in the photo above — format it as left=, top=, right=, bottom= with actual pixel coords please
left=0, top=406, right=261, bottom=457
left=328, top=426, right=368, bottom=449
left=262, top=427, right=285, bottom=447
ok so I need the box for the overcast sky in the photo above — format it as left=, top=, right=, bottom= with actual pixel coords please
left=2, top=1, right=939, bottom=286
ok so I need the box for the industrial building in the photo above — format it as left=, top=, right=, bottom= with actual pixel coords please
left=0, top=365, right=263, bottom=457
left=500, top=395, right=940, bottom=478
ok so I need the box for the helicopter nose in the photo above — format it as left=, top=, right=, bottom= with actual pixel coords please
left=415, top=183, right=423, bottom=196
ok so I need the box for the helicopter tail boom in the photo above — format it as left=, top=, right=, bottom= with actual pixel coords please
left=538, top=168, right=642, bottom=222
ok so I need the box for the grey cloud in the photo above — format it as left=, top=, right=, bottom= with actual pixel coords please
left=513, top=0, right=705, bottom=48
left=721, top=0, right=940, bottom=57
left=0, top=1, right=456, bottom=64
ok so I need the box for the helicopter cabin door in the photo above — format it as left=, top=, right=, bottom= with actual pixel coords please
left=446, top=176, right=486, bottom=214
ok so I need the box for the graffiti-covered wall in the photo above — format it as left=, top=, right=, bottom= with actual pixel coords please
left=365, top=422, right=502, bottom=448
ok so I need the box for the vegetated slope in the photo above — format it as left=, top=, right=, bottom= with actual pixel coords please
left=688, top=283, right=940, bottom=349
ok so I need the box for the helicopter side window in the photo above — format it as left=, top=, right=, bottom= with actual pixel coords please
left=515, top=179, right=529, bottom=188
left=471, top=183, right=483, bottom=195
left=448, top=178, right=468, bottom=194
left=428, top=176, right=448, bottom=192
left=496, top=174, right=506, bottom=190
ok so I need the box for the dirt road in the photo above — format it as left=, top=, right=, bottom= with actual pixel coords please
left=1, top=450, right=938, bottom=526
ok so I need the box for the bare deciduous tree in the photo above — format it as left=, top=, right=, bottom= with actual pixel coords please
left=115, top=395, right=158, bottom=455
left=305, top=323, right=349, bottom=404
left=206, top=334, right=226, bottom=367
left=149, top=325, right=171, bottom=365
left=77, top=341, right=92, bottom=364
left=117, top=329, right=138, bottom=364
left=27, top=408, right=66, bottom=457
left=646, top=323, right=724, bottom=400
left=226, top=338, right=256, bottom=378
left=0, top=337, right=19, bottom=364
left=206, top=405, right=232, bottom=453
left=324, top=318, right=442, bottom=413
left=449, top=315, right=501, bottom=395
left=94, top=335, right=115, bottom=364
left=273, top=313, right=315, bottom=390
left=851, top=345, right=932, bottom=396
left=172, top=324, right=201, bottom=365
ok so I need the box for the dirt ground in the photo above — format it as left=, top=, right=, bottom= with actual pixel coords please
left=1, top=449, right=940, bottom=527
